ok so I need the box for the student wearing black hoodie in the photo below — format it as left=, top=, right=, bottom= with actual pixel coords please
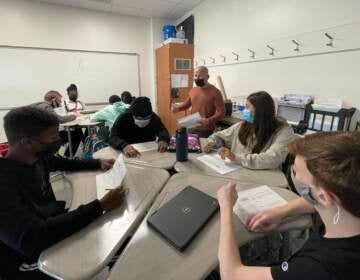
left=0, top=106, right=127, bottom=280
left=109, top=97, right=170, bottom=158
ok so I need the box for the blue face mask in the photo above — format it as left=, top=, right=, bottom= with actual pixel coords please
left=291, top=166, right=318, bottom=205
left=242, top=109, right=254, bottom=123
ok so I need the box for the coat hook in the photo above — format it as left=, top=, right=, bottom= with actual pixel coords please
left=209, top=57, right=215, bottom=64
left=232, top=52, right=239, bottom=61
left=248, top=49, right=255, bottom=59
left=325, top=33, right=334, bottom=47
left=292, top=40, right=300, bottom=52
left=219, top=55, right=226, bottom=63
left=266, top=45, right=275, bottom=56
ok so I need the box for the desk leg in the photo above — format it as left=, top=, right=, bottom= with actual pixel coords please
left=67, top=128, right=74, bottom=158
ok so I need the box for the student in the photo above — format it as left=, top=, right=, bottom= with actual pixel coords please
left=171, top=66, right=225, bottom=138
left=32, top=90, right=75, bottom=123
left=90, top=94, right=129, bottom=130
left=109, top=97, right=170, bottom=157
left=203, top=91, right=296, bottom=170
left=109, top=94, right=122, bottom=104
left=121, top=91, right=136, bottom=105
left=32, top=90, right=84, bottom=157
left=65, top=83, right=86, bottom=112
left=0, top=106, right=126, bottom=280
left=217, top=132, right=360, bottom=280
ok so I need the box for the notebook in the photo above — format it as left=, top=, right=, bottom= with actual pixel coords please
left=147, top=186, right=219, bottom=251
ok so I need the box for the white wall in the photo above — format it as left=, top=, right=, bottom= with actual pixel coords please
left=0, top=0, right=171, bottom=142
left=178, top=0, right=360, bottom=128
left=149, top=17, right=175, bottom=112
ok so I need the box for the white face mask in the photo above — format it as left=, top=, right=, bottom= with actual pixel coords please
left=133, top=117, right=150, bottom=128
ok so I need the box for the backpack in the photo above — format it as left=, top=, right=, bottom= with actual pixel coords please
left=83, top=133, right=107, bottom=158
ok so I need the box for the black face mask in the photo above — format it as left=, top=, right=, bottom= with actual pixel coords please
left=69, top=96, right=78, bottom=102
left=195, top=78, right=205, bottom=87
left=35, top=139, right=63, bottom=157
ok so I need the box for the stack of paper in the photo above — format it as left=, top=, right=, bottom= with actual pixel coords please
left=197, top=153, right=241, bottom=174
left=96, top=154, right=127, bottom=199
left=177, top=112, right=201, bottom=128
left=132, top=141, right=158, bottom=152
left=233, top=185, right=288, bottom=224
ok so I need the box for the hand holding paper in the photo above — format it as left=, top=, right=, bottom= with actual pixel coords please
left=132, top=141, right=158, bottom=153
left=233, top=185, right=287, bottom=226
left=177, top=112, right=202, bottom=128
left=197, top=153, right=241, bottom=174
left=96, top=154, right=127, bottom=199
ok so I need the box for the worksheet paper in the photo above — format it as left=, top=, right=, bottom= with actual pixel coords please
left=132, top=141, right=158, bottom=152
left=233, top=185, right=288, bottom=224
left=197, top=153, right=241, bottom=174
left=171, top=74, right=189, bottom=88
left=96, top=154, right=127, bottom=199
left=177, top=112, right=201, bottom=128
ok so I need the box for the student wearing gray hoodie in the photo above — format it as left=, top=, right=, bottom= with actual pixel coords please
left=32, top=91, right=84, bottom=157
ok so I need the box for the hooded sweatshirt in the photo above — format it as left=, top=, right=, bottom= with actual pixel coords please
left=90, top=101, right=129, bottom=129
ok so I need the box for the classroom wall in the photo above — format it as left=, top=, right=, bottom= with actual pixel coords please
left=177, top=0, right=360, bottom=128
left=150, top=17, right=175, bottom=112
left=0, top=0, right=171, bottom=142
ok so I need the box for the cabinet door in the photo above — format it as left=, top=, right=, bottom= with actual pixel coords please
left=156, top=44, right=194, bottom=135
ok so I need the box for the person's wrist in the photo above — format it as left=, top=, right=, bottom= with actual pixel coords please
left=99, top=199, right=107, bottom=212
left=220, top=203, right=233, bottom=213
left=275, top=205, right=288, bottom=220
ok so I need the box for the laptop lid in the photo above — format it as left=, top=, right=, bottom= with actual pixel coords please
left=147, top=186, right=219, bottom=251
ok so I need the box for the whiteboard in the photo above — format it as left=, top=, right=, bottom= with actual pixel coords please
left=0, top=46, right=140, bottom=107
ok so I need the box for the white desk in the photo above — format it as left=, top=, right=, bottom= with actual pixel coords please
left=174, top=152, right=289, bottom=188
left=108, top=173, right=312, bottom=280
left=94, top=146, right=177, bottom=170
left=38, top=166, right=170, bottom=280
left=60, top=114, right=103, bottom=158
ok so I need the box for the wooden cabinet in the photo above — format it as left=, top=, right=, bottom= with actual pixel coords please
left=155, top=43, right=194, bottom=135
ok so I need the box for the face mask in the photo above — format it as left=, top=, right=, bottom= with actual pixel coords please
left=195, top=78, right=205, bottom=87
left=291, top=167, right=318, bottom=205
left=69, top=96, right=78, bottom=102
left=133, top=117, right=151, bottom=128
left=34, top=139, right=63, bottom=157
left=242, top=109, right=254, bottom=123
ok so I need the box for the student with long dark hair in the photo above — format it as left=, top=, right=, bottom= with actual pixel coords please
left=203, top=91, right=295, bottom=169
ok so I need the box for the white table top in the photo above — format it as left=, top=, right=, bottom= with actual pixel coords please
left=174, top=149, right=289, bottom=188
left=94, top=146, right=177, bottom=170
left=38, top=166, right=170, bottom=280
left=60, top=114, right=103, bottom=128
left=108, top=173, right=312, bottom=280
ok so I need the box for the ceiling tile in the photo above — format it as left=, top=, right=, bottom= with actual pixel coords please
left=28, top=0, right=202, bottom=19
left=39, top=0, right=80, bottom=8
left=79, top=0, right=112, bottom=12
left=111, top=4, right=141, bottom=16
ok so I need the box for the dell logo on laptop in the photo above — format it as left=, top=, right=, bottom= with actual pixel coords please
left=182, top=207, right=191, bottom=214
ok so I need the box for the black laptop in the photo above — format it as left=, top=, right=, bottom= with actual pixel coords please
left=147, top=186, right=219, bottom=252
